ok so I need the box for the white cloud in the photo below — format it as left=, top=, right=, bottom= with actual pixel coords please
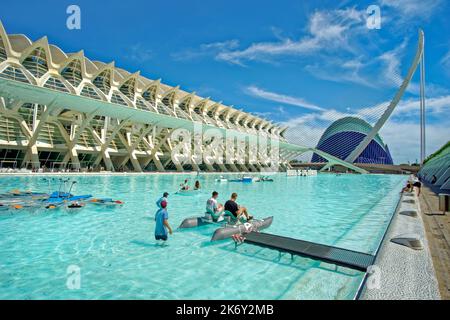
left=244, top=85, right=325, bottom=111
left=304, top=58, right=377, bottom=88
left=125, top=44, right=153, bottom=62
left=284, top=110, right=450, bottom=164
left=216, top=38, right=320, bottom=65
left=215, top=8, right=365, bottom=65
left=172, top=40, right=240, bottom=61
left=201, top=40, right=240, bottom=51
left=380, top=0, right=443, bottom=20
left=171, top=5, right=439, bottom=92
left=378, top=41, right=406, bottom=87
left=273, top=88, right=450, bottom=163
left=304, top=39, right=421, bottom=91
left=442, top=50, right=450, bottom=64
left=251, top=111, right=274, bottom=119
left=380, top=120, right=450, bottom=164
left=441, top=49, right=450, bottom=76
left=285, top=118, right=450, bottom=164
left=208, top=6, right=423, bottom=90
left=394, top=95, right=450, bottom=116
left=356, top=101, right=389, bottom=120
left=284, top=121, right=325, bottom=149
left=249, top=82, right=450, bottom=125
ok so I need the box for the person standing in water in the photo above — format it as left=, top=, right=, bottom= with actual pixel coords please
left=155, top=200, right=172, bottom=241
left=156, top=192, right=169, bottom=209
left=194, top=180, right=201, bottom=190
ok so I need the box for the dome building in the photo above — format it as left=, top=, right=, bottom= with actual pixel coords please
left=312, top=117, right=394, bottom=165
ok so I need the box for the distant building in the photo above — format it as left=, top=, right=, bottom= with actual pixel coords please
left=0, top=21, right=295, bottom=172
left=312, top=117, right=394, bottom=165
left=0, top=20, right=393, bottom=174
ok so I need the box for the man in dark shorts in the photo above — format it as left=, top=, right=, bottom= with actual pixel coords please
left=154, top=200, right=172, bottom=241
left=224, top=193, right=252, bottom=221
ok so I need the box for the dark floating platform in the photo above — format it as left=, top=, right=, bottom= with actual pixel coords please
left=243, top=232, right=375, bottom=272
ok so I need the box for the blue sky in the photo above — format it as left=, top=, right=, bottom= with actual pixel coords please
left=1, top=0, right=449, bottom=163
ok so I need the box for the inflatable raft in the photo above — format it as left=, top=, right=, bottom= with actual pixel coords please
left=179, top=215, right=273, bottom=241
left=211, top=216, right=273, bottom=241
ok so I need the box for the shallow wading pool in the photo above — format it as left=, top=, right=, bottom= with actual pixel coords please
left=0, top=173, right=406, bottom=299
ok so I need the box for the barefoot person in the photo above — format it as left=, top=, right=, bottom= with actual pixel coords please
left=154, top=200, right=172, bottom=241
left=224, top=193, right=253, bottom=221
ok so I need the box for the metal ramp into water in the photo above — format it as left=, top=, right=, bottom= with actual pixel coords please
left=243, top=232, right=375, bottom=272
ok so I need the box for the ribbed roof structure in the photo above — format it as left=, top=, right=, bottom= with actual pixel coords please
left=312, top=117, right=394, bottom=165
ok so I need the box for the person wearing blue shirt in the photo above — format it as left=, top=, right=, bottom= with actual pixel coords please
left=155, top=200, right=172, bottom=241
left=156, top=192, right=169, bottom=209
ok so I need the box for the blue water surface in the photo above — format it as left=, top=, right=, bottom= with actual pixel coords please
left=0, top=173, right=406, bottom=299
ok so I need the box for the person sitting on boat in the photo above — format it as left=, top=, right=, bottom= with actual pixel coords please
left=194, top=180, right=201, bottom=190
left=154, top=200, right=172, bottom=241
left=206, top=191, right=224, bottom=221
left=180, top=179, right=189, bottom=191
left=156, top=192, right=169, bottom=209
left=224, top=193, right=253, bottom=221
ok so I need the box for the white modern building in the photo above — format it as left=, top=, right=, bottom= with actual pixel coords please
left=0, top=21, right=367, bottom=173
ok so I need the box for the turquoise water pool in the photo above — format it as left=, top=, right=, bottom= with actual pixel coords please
left=0, top=173, right=406, bottom=299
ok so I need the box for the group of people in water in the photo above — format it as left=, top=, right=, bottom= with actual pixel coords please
left=153, top=178, right=253, bottom=242
left=179, top=179, right=201, bottom=191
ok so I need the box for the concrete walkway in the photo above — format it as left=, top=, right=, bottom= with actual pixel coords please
left=361, top=190, right=440, bottom=300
